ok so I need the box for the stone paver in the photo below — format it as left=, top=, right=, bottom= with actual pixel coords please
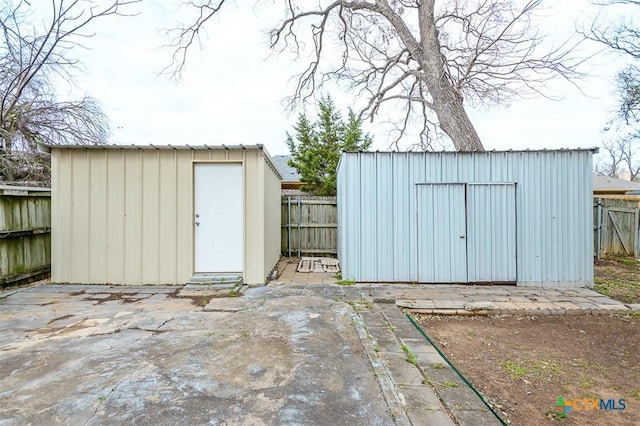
left=356, top=304, right=502, bottom=426
left=270, top=260, right=638, bottom=316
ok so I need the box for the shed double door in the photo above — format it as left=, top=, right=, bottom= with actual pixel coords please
left=417, top=183, right=516, bottom=283
left=194, top=163, right=243, bottom=273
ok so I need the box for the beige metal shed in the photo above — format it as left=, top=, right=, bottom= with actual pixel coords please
left=50, top=144, right=282, bottom=285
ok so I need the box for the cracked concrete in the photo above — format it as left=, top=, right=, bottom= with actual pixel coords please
left=0, top=285, right=393, bottom=425
left=5, top=275, right=618, bottom=425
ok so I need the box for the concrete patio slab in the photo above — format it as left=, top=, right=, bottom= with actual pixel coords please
left=0, top=285, right=393, bottom=425
left=2, top=271, right=635, bottom=426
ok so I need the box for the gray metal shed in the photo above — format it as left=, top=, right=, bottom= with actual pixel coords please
left=337, top=149, right=596, bottom=287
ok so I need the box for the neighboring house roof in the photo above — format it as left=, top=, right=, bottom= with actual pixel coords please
left=593, top=174, right=640, bottom=194
left=272, top=155, right=301, bottom=182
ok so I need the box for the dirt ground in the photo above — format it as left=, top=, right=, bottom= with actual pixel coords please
left=594, top=258, right=640, bottom=304
left=413, top=314, right=639, bottom=426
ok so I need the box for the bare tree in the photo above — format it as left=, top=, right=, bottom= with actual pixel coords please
left=595, top=137, right=640, bottom=179
left=166, top=0, right=582, bottom=151
left=585, top=0, right=639, bottom=179
left=0, top=0, right=138, bottom=183
left=596, top=67, right=640, bottom=180
left=584, top=0, right=639, bottom=123
left=585, top=0, right=639, bottom=59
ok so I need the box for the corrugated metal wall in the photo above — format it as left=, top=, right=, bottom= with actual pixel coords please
left=52, top=146, right=281, bottom=285
left=337, top=150, right=594, bottom=287
left=263, top=154, right=283, bottom=280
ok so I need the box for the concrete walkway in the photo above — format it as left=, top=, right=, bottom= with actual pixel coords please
left=271, top=259, right=640, bottom=316
left=1, top=276, right=636, bottom=426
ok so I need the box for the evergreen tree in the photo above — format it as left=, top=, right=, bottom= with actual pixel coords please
left=286, top=96, right=372, bottom=196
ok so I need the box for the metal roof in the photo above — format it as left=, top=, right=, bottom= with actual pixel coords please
left=343, top=147, right=600, bottom=154
left=47, top=143, right=265, bottom=151
left=47, top=143, right=283, bottom=180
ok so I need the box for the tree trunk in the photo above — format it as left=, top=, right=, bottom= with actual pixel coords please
left=429, top=83, right=484, bottom=151
left=418, top=0, right=485, bottom=152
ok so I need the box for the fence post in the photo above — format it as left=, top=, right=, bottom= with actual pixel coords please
left=287, top=196, right=292, bottom=257
left=596, top=198, right=602, bottom=260
left=635, top=208, right=639, bottom=258
left=297, top=197, right=301, bottom=257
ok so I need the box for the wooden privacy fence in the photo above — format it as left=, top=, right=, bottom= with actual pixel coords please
left=0, top=185, right=51, bottom=287
left=282, top=195, right=337, bottom=256
left=280, top=194, right=640, bottom=259
left=594, top=196, right=640, bottom=258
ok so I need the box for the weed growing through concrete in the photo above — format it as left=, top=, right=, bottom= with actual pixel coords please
left=361, top=301, right=374, bottom=311
left=433, top=363, right=446, bottom=369
left=387, top=324, right=396, bottom=333
left=337, top=278, right=355, bottom=286
left=373, top=344, right=381, bottom=353
left=443, top=380, right=458, bottom=388
left=401, top=344, right=418, bottom=366
left=348, top=300, right=373, bottom=312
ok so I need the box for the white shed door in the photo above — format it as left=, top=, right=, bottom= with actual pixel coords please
left=417, top=184, right=468, bottom=283
left=194, top=163, right=243, bottom=273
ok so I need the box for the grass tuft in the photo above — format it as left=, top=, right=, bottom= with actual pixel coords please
left=401, top=344, right=418, bottom=366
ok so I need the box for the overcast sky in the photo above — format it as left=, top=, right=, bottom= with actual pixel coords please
left=57, top=0, right=628, bottom=157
